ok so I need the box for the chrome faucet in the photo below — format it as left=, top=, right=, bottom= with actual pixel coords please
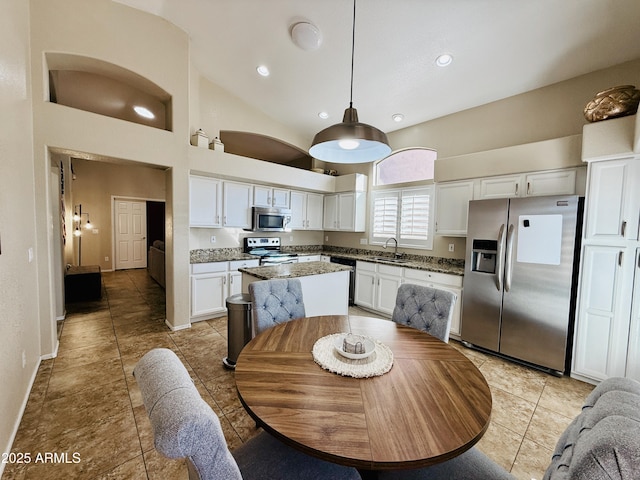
left=384, top=237, right=400, bottom=258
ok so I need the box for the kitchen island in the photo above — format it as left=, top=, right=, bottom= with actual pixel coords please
left=239, top=261, right=351, bottom=316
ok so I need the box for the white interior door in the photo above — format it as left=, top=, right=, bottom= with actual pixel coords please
left=115, top=199, right=147, bottom=270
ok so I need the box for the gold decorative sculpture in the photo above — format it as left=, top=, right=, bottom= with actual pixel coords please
left=584, top=85, right=640, bottom=122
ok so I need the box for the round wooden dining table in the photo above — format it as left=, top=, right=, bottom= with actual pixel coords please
left=234, top=315, right=492, bottom=476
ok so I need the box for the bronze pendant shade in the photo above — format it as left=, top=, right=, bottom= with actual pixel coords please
left=309, top=0, right=391, bottom=164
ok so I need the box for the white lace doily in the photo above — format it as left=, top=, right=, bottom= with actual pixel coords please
left=312, top=333, right=394, bottom=378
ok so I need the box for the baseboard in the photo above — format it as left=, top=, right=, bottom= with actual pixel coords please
left=0, top=356, right=42, bottom=478
left=41, top=339, right=59, bottom=361
left=165, top=319, right=191, bottom=332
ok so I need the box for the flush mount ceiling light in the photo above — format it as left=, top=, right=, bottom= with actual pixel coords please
left=291, top=22, right=322, bottom=51
left=435, top=53, right=453, bottom=67
left=309, top=0, right=391, bottom=164
left=256, top=65, right=270, bottom=77
left=318, top=111, right=329, bottom=119
left=392, top=113, right=404, bottom=122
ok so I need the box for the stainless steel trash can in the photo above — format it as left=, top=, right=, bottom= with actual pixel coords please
left=223, top=293, right=253, bottom=369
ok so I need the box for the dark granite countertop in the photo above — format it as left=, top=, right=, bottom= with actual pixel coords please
left=239, top=261, right=351, bottom=280
left=190, top=246, right=464, bottom=276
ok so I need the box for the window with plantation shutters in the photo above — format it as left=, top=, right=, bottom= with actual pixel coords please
left=370, top=186, right=434, bottom=249
left=372, top=191, right=399, bottom=240
left=401, top=189, right=430, bottom=241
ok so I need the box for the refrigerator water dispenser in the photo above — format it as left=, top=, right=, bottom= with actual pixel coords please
left=471, top=239, right=498, bottom=274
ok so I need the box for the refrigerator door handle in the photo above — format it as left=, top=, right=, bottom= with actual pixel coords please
left=504, top=223, right=516, bottom=292
left=495, top=223, right=506, bottom=291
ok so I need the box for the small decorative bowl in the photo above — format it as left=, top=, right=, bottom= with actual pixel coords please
left=334, top=334, right=376, bottom=360
left=584, top=85, right=640, bottom=122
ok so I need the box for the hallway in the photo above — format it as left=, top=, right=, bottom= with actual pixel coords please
left=3, top=269, right=594, bottom=479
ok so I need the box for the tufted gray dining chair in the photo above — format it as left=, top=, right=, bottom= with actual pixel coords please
left=249, top=278, right=306, bottom=335
left=134, top=348, right=361, bottom=480
left=391, top=283, right=457, bottom=342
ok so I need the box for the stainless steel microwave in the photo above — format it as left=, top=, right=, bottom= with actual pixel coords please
left=250, top=206, right=292, bottom=232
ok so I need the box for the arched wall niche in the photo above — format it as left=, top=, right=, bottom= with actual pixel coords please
left=47, top=52, right=172, bottom=131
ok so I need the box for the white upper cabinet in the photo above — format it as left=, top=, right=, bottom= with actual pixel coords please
left=323, top=192, right=366, bottom=232
left=253, top=185, right=290, bottom=208
left=290, top=191, right=324, bottom=230
left=478, top=174, right=522, bottom=199
left=477, top=169, right=578, bottom=199
left=524, top=169, right=576, bottom=197
left=435, top=181, right=474, bottom=236
left=584, top=159, right=640, bottom=242
left=189, top=175, right=222, bottom=227
left=223, top=181, right=253, bottom=228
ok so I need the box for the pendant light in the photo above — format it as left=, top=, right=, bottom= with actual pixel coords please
left=309, top=0, right=391, bottom=164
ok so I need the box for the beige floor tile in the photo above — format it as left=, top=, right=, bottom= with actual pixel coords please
left=490, top=387, right=536, bottom=436
left=480, top=356, right=548, bottom=403
left=510, top=437, right=553, bottom=480
left=525, top=405, right=573, bottom=450
left=538, top=375, right=595, bottom=419
left=92, top=455, right=148, bottom=480
left=476, top=420, right=522, bottom=472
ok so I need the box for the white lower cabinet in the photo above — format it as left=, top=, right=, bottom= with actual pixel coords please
left=626, top=248, right=640, bottom=382
left=354, top=261, right=377, bottom=310
left=573, top=245, right=634, bottom=381
left=402, top=268, right=463, bottom=338
left=354, top=261, right=463, bottom=339
left=191, top=259, right=259, bottom=319
left=191, top=262, right=228, bottom=317
left=354, top=261, right=403, bottom=316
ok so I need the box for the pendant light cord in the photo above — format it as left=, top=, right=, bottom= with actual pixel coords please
left=349, top=0, right=356, bottom=108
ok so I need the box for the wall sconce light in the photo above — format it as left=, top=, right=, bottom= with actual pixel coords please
left=73, top=204, right=94, bottom=265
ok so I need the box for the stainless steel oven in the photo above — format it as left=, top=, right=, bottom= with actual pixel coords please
left=244, top=237, right=298, bottom=265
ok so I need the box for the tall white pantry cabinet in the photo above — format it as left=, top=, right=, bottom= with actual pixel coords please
left=572, top=115, right=640, bottom=384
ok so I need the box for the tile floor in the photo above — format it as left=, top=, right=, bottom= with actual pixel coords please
left=3, top=269, right=595, bottom=480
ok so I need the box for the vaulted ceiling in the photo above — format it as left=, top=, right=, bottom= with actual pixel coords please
left=115, top=0, right=640, bottom=148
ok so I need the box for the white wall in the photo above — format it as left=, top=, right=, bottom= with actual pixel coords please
left=0, top=0, right=40, bottom=470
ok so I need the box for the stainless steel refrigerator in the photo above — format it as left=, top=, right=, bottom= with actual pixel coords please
left=461, top=195, right=583, bottom=373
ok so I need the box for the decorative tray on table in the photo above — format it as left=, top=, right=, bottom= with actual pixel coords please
left=312, top=333, right=394, bottom=378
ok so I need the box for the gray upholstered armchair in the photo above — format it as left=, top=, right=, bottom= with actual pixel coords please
left=248, top=278, right=306, bottom=335
left=391, top=283, right=457, bottom=342
left=379, top=376, right=640, bottom=480
left=134, top=348, right=360, bottom=480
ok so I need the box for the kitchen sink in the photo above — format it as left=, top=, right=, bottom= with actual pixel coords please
left=369, top=256, right=409, bottom=264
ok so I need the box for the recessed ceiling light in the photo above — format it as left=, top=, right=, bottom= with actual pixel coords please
left=256, top=65, right=270, bottom=77
left=435, top=53, right=453, bottom=67
left=392, top=113, right=404, bottom=122
left=133, top=106, right=155, bottom=119
left=318, top=111, right=329, bottom=119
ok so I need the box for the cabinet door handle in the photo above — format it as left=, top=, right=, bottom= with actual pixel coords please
left=621, top=221, right=627, bottom=237
left=515, top=183, right=519, bottom=195
left=527, top=182, right=531, bottom=195
left=619, top=251, right=624, bottom=267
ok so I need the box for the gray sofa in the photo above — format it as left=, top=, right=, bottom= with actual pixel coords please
left=379, top=376, right=640, bottom=480
left=148, top=240, right=165, bottom=288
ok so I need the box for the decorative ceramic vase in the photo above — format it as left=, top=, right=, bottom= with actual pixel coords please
left=584, top=85, right=640, bottom=122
